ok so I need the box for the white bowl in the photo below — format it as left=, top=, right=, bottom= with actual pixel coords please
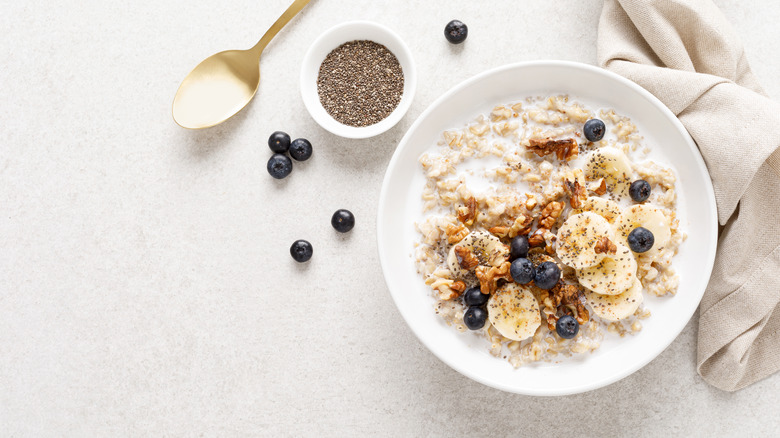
left=377, top=61, right=718, bottom=396
left=300, top=21, right=417, bottom=139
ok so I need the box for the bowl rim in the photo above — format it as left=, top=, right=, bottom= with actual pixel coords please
left=299, top=20, right=417, bottom=139
left=376, top=59, right=718, bottom=396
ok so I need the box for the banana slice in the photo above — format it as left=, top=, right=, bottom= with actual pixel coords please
left=574, top=196, right=622, bottom=224
left=487, top=283, right=541, bottom=341
left=556, top=212, right=613, bottom=269
left=584, top=147, right=633, bottom=197
left=577, top=243, right=637, bottom=295
left=447, top=231, right=509, bottom=278
left=614, top=204, right=672, bottom=259
left=584, top=279, right=643, bottom=321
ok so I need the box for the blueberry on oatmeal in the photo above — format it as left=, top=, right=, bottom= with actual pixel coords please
left=534, top=261, right=560, bottom=290
left=629, top=179, right=652, bottom=202
left=509, top=235, right=529, bottom=260
left=556, top=314, right=579, bottom=339
left=464, top=306, right=487, bottom=330
left=510, top=258, right=534, bottom=285
left=463, top=287, right=489, bottom=307
left=583, top=118, right=606, bottom=142
left=627, top=227, right=655, bottom=253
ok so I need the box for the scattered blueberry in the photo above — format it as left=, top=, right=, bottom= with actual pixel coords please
left=267, top=153, right=293, bottom=179
left=290, top=239, right=313, bottom=263
left=331, top=209, right=355, bottom=233
left=627, top=227, right=654, bottom=253
left=629, top=180, right=652, bottom=202
left=289, top=138, right=313, bottom=161
left=463, top=287, right=489, bottom=307
left=556, top=314, right=579, bottom=339
left=510, top=258, right=534, bottom=285
left=464, top=306, right=487, bottom=330
left=268, top=131, right=291, bottom=153
left=509, top=235, right=530, bottom=260
left=534, top=261, right=561, bottom=290
left=583, top=118, right=606, bottom=142
left=444, top=20, right=468, bottom=44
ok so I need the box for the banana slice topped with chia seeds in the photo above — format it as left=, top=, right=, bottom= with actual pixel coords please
left=576, top=243, right=638, bottom=295
left=556, top=212, right=613, bottom=269
left=447, top=231, right=509, bottom=278
left=584, top=147, right=633, bottom=198
left=487, top=282, right=541, bottom=341
left=584, top=279, right=643, bottom=321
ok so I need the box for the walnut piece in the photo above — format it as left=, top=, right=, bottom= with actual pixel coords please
left=446, top=223, right=469, bottom=244
left=451, top=280, right=466, bottom=294
left=456, top=196, right=478, bottom=226
left=488, top=226, right=509, bottom=238
left=525, top=201, right=563, bottom=250
left=591, top=178, right=607, bottom=196
left=453, top=245, right=480, bottom=271
left=475, top=261, right=512, bottom=295
left=594, top=236, right=617, bottom=255
left=545, top=283, right=590, bottom=329
left=564, top=178, right=587, bottom=209
left=527, top=138, right=579, bottom=162
left=509, top=214, right=533, bottom=237
left=488, top=214, right=532, bottom=239
left=434, top=279, right=467, bottom=301
left=528, top=228, right=546, bottom=248
left=538, top=201, right=563, bottom=229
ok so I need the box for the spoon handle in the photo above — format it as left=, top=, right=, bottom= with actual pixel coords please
left=250, top=0, right=312, bottom=56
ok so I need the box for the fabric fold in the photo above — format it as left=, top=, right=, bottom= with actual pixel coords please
left=598, top=0, right=780, bottom=391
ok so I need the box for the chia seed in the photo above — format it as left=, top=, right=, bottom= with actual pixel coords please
left=317, top=40, right=404, bottom=127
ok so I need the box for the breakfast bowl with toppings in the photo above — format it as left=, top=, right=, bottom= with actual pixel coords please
left=377, top=61, right=717, bottom=395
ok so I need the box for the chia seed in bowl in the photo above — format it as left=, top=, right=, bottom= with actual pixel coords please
left=317, top=40, right=404, bottom=127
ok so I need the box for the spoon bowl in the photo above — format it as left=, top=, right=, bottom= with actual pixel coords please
left=172, top=0, right=311, bottom=129
left=173, top=50, right=260, bottom=129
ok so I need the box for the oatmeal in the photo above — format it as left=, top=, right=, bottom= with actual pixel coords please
left=414, top=95, right=684, bottom=367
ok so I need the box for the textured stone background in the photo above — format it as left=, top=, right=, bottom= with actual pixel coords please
left=1, top=0, right=778, bottom=435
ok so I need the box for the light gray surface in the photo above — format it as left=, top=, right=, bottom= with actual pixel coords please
left=1, top=0, right=779, bottom=435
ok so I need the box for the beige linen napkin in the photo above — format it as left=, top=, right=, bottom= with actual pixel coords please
left=598, top=0, right=780, bottom=391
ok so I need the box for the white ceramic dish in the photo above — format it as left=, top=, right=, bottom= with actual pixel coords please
left=377, top=61, right=717, bottom=396
left=300, top=21, right=417, bottom=139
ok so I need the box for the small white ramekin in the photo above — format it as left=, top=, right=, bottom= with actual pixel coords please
left=300, top=21, right=417, bottom=139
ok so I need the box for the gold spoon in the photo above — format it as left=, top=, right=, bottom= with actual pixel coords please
left=173, top=0, right=312, bottom=129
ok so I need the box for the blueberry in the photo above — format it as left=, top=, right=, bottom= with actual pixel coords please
left=509, top=235, right=529, bottom=260
left=268, top=131, right=290, bottom=153
left=583, top=118, right=606, bottom=142
left=556, top=314, right=579, bottom=339
left=534, top=261, right=560, bottom=290
left=444, top=20, right=468, bottom=44
left=290, top=239, right=313, bottom=263
left=289, top=138, right=313, bottom=161
left=629, top=180, right=651, bottom=202
left=463, top=287, right=489, bottom=307
left=510, top=258, right=534, bottom=285
left=627, top=227, right=654, bottom=253
left=331, top=209, right=355, bottom=233
left=464, top=306, right=487, bottom=330
left=267, top=153, right=292, bottom=179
